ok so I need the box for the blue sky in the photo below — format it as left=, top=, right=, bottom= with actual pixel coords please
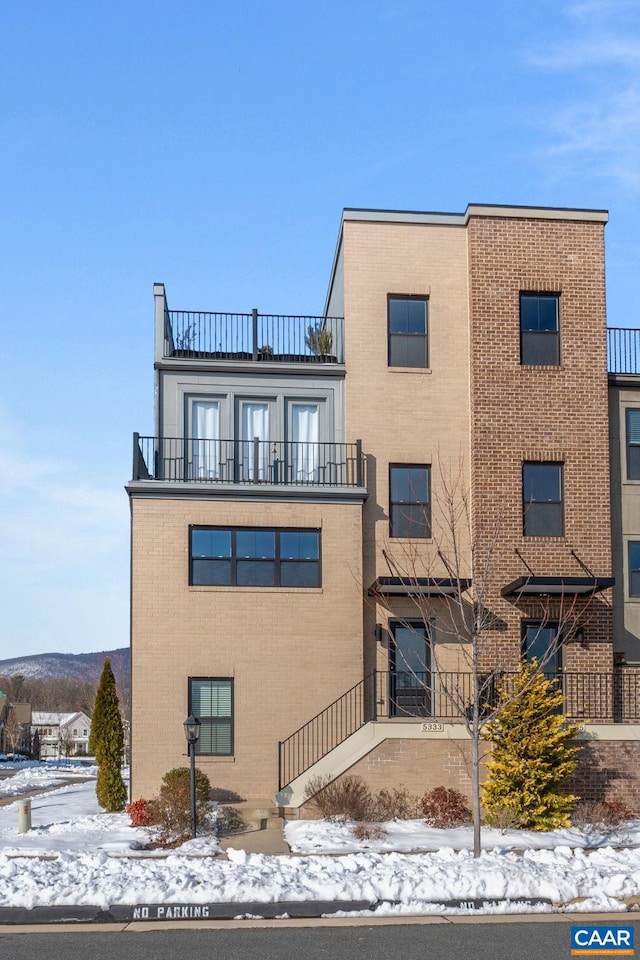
left=2, top=0, right=639, bottom=657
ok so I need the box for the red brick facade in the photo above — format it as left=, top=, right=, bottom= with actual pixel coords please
left=467, top=214, right=613, bottom=674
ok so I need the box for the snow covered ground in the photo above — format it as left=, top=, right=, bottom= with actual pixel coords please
left=1, top=762, right=640, bottom=915
left=0, top=759, right=97, bottom=798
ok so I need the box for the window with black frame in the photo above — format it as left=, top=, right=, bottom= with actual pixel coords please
left=189, top=678, right=233, bottom=756
left=389, top=464, right=431, bottom=538
left=189, top=527, right=320, bottom=587
left=520, top=293, right=560, bottom=365
left=629, top=542, right=640, bottom=597
left=626, top=409, right=640, bottom=480
left=522, top=462, right=564, bottom=537
left=387, top=296, right=428, bottom=368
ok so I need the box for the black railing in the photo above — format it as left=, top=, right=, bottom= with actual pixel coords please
left=277, top=668, right=640, bottom=790
left=608, top=328, right=640, bottom=374
left=278, top=674, right=377, bottom=791
left=164, top=309, right=345, bottom=364
left=132, top=434, right=365, bottom=488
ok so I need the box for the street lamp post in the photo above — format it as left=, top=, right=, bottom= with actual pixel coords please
left=183, top=715, right=201, bottom=839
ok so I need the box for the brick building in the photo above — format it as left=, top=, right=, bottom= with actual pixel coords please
left=127, top=204, right=640, bottom=810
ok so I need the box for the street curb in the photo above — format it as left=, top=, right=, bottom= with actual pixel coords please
left=0, top=897, right=561, bottom=925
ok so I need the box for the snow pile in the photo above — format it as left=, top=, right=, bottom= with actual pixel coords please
left=285, top=817, right=640, bottom=854
left=0, top=763, right=98, bottom=799
left=0, top=777, right=639, bottom=914
left=0, top=844, right=639, bottom=912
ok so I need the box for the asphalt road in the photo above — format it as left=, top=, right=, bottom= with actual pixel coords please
left=1, top=919, right=639, bottom=960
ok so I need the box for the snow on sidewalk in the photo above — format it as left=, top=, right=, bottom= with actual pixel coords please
left=0, top=774, right=639, bottom=915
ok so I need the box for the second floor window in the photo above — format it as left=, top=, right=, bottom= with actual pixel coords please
left=520, top=293, right=560, bottom=366
left=523, top=462, right=564, bottom=537
left=388, top=296, right=428, bottom=368
left=190, top=527, right=321, bottom=587
left=389, top=465, right=431, bottom=538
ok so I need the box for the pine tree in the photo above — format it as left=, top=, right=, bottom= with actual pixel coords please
left=90, top=658, right=127, bottom=812
left=483, top=661, right=581, bottom=830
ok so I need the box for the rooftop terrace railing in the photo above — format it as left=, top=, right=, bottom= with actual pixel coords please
left=608, top=328, right=640, bottom=374
left=164, top=308, right=345, bottom=364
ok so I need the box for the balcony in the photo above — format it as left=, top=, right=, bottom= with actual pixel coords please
left=163, top=308, right=345, bottom=365
left=608, top=328, right=640, bottom=374
left=132, top=435, right=365, bottom=488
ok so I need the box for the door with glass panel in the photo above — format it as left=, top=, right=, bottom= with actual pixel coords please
left=522, top=622, right=561, bottom=678
left=238, top=401, right=271, bottom=481
left=289, top=402, right=320, bottom=483
left=389, top=621, right=432, bottom=717
left=190, top=400, right=220, bottom=480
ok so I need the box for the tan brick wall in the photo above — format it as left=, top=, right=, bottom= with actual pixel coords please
left=341, top=219, right=471, bottom=678
left=467, top=214, right=613, bottom=672
left=130, top=496, right=364, bottom=800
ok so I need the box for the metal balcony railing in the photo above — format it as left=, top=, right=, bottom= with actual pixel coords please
left=132, top=434, right=365, bottom=488
left=164, top=308, right=345, bottom=364
left=608, top=328, right=640, bottom=374
left=277, top=668, right=640, bottom=790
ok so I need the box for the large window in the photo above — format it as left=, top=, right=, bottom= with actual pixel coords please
left=523, top=462, right=564, bottom=537
left=626, top=409, right=640, bottom=480
left=389, top=465, right=431, bottom=538
left=629, top=542, right=640, bottom=597
left=520, top=293, right=560, bottom=366
left=522, top=622, right=561, bottom=677
left=388, top=296, right=428, bottom=368
left=189, top=678, right=233, bottom=756
left=190, top=527, right=320, bottom=587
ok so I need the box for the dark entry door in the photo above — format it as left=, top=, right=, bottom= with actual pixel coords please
left=389, top=621, right=431, bottom=717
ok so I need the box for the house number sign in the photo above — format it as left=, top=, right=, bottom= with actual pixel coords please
left=421, top=722, right=444, bottom=732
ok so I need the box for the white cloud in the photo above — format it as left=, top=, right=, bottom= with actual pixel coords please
left=525, top=2, right=640, bottom=191
left=0, top=403, right=129, bottom=654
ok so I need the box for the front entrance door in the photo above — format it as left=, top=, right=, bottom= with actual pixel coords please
left=389, top=621, right=431, bottom=717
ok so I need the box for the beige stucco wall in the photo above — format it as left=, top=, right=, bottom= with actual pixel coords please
left=130, top=495, right=364, bottom=800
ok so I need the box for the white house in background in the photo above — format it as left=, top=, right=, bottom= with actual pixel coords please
left=31, top=712, right=92, bottom=759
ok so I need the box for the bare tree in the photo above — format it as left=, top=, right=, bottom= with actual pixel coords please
left=58, top=723, right=76, bottom=759
left=3, top=709, right=26, bottom=756
left=370, top=457, right=595, bottom=856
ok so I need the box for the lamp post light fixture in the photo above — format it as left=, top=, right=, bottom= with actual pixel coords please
left=183, top=714, right=201, bottom=839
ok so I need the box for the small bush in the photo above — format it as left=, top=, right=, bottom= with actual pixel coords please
left=303, top=774, right=373, bottom=822
left=126, top=797, right=155, bottom=827
left=351, top=822, right=387, bottom=842
left=372, top=786, right=420, bottom=821
left=484, top=805, right=523, bottom=833
left=420, top=786, right=471, bottom=828
left=572, top=799, right=634, bottom=831
left=215, top=805, right=248, bottom=835
left=151, top=766, right=212, bottom=847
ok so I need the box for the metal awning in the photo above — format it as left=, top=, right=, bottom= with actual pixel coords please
left=501, top=576, right=614, bottom=598
left=368, top=577, right=472, bottom=597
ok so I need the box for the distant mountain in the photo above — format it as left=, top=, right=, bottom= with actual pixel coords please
left=0, top=648, right=129, bottom=687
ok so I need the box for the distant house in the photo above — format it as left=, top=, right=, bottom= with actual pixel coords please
left=0, top=694, right=32, bottom=756
left=31, top=712, right=92, bottom=759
